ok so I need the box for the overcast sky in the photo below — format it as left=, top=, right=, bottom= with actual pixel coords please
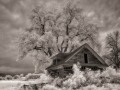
left=0, top=0, right=120, bottom=74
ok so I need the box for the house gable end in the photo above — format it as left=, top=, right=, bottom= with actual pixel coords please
left=67, top=48, right=103, bottom=65
left=65, top=43, right=106, bottom=65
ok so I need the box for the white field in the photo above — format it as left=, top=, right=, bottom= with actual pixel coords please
left=1, top=65, right=120, bottom=90
left=0, top=80, right=35, bottom=90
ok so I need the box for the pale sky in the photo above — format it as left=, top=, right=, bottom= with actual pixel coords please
left=0, top=0, right=120, bottom=74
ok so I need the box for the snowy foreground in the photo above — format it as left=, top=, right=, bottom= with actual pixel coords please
left=0, top=80, right=36, bottom=90
left=0, top=65, right=120, bottom=90
left=0, top=80, right=120, bottom=90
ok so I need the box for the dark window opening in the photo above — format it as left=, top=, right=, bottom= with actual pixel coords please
left=57, top=59, right=61, bottom=62
left=84, top=53, right=88, bottom=63
left=53, top=59, right=61, bottom=65
left=57, top=72, right=59, bottom=75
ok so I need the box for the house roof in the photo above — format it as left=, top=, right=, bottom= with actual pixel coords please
left=51, top=53, right=70, bottom=60
left=46, top=43, right=108, bottom=70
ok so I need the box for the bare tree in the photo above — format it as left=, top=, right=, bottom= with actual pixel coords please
left=17, top=0, right=100, bottom=73
left=104, top=31, right=120, bottom=70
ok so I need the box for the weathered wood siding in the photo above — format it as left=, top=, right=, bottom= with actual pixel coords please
left=68, top=48, right=102, bottom=65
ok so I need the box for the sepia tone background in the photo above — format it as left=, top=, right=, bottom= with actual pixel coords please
left=0, top=0, right=120, bottom=74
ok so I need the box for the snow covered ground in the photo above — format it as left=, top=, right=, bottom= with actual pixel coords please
left=1, top=66, right=120, bottom=90
left=0, top=80, right=35, bottom=90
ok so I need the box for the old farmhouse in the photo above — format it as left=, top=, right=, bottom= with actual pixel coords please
left=46, top=43, right=108, bottom=77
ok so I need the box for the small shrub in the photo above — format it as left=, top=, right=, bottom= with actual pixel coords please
left=14, top=75, right=21, bottom=79
left=20, top=74, right=24, bottom=77
left=5, top=75, right=13, bottom=80
left=0, top=76, right=3, bottom=80
left=111, top=77, right=120, bottom=84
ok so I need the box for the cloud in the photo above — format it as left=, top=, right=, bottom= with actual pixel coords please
left=79, top=0, right=120, bottom=30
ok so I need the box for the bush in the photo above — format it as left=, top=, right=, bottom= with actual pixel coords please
left=20, top=74, right=24, bottom=77
left=19, top=64, right=120, bottom=90
left=0, top=76, right=3, bottom=80
left=110, top=77, right=120, bottom=84
left=63, top=64, right=86, bottom=89
left=14, top=75, right=21, bottom=79
left=4, top=75, right=13, bottom=80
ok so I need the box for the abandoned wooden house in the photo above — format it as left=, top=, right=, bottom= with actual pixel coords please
left=46, top=43, right=108, bottom=77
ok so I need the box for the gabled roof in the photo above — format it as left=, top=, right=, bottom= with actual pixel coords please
left=47, top=43, right=108, bottom=70
left=65, top=43, right=106, bottom=64
left=51, top=53, right=70, bottom=60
